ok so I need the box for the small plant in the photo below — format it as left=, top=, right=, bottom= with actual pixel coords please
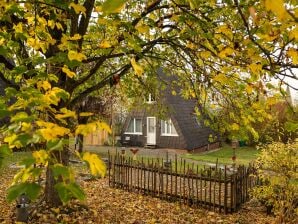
left=252, top=141, right=298, bottom=223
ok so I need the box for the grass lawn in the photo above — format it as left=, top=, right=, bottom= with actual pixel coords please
left=183, top=144, right=260, bottom=166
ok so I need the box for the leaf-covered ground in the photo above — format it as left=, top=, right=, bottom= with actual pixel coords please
left=0, top=165, right=275, bottom=224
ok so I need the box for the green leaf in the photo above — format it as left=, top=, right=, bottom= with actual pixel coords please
left=7, top=183, right=26, bottom=202
left=102, top=0, right=126, bottom=14
left=0, top=144, right=11, bottom=156
left=47, top=139, right=64, bottom=151
left=7, top=182, right=41, bottom=202
left=51, top=164, right=70, bottom=179
left=5, top=87, right=18, bottom=98
left=0, top=144, right=12, bottom=168
left=11, top=112, right=34, bottom=123
left=25, top=183, right=42, bottom=200
left=19, top=157, right=36, bottom=168
left=67, top=183, right=85, bottom=201
left=284, top=121, right=298, bottom=132
left=0, top=109, right=10, bottom=118
left=55, top=183, right=71, bottom=204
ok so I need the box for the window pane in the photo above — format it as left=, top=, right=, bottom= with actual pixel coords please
left=161, top=120, right=165, bottom=134
left=171, top=122, right=177, bottom=135
left=135, top=119, right=142, bottom=133
left=127, top=119, right=134, bottom=132
left=166, top=120, right=170, bottom=134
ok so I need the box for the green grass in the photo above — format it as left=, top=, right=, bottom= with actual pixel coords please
left=182, top=145, right=259, bottom=166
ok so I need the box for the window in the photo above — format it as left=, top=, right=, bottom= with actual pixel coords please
left=161, top=119, right=178, bottom=136
left=125, top=118, right=142, bottom=135
left=146, top=93, right=156, bottom=104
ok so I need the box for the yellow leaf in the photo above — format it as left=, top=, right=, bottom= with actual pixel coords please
left=248, top=63, right=262, bottom=74
left=265, top=0, right=287, bottom=20
left=69, top=3, right=86, bottom=16
left=135, top=23, right=150, bottom=34
left=266, top=97, right=277, bottom=106
left=75, top=123, right=97, bottom=136
left=13, top=23, right=23, bottom=33
left=215, top=25, right=233, bottom=40
left=32, top=150, right=49, bottom=165
left=27, top=37, right=41, bottom=50
left=99, top=122, right=112, bottom=134
left=55, top=22, right=64, bottom=30
left=213, top=73, right=228, bottom=84
left=75, top=122, right=111, bottom=136
left=82, top=152, right=106, bottom=177
left=37, top=121, right=70, bottom=141
left=21, top=122, right=32, bottom=132
left=289, top=26, right=298, bottom=41
left=55, top=108, right=77, bottom=120
left=4, top=134, right=22, bottom=149
left=246, top=85, right=253, bottom=94
left=218, top=47, right=234, bottom=58
left=62, top=65, right=76, bottom=78
left=43, top=87, right=69, bottom=106
left=37, top=81, right=51, bottom=91
left=186, top=42, right=196, bottom=50
left=199, top=51, right=211, bottom=59
left=287, top=48, right=298, bottom=65
left=69, top=34, right=82, bottom=41
left=68, top=50, right=87, bottom=62
left=0, top=38, right=4, bottom=45
left=79, top=112, right=94, bottom=117
left=131, top=58, right=143, bottom=76
left=48, top=20, right=55, bottom=29
left=99, top=40, right=112, bottom=48
left=231, top=123, right=240, bottom=131
left=102, top=0, right=126, bottom=14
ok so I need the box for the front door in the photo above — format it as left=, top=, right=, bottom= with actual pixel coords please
left=147, top=117, right=156, bottom=145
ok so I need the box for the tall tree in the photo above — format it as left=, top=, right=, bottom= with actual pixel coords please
left=0, top=0, right=297, bottom=206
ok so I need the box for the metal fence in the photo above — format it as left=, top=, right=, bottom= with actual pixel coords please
left=108, top=154, right=259, bottom=214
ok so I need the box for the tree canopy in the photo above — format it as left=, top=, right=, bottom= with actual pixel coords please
left=0, top=0, right=297, bottom=205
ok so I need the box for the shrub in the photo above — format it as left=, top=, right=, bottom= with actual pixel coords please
left=252, top=141, right=298, bottom=223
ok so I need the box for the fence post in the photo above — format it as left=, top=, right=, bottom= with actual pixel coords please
left=224, top=165, right=227, bottom=214
left=219, top=168, right=222, bottom=213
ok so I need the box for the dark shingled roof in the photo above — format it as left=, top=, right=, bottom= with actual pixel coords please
left=158, top=68, right=216, bottom=150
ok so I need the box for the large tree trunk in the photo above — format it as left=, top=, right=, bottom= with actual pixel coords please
left=44, top=146, right=69, bottom=206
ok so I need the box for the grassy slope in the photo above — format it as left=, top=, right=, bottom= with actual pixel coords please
left=183, top=145, right=259, bottom=166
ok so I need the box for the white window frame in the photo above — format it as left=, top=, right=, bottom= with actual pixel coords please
left=146, top=93, right=156, bottom=104
left=161, top=119, right=178, bottom=136
left=125, top=118, right=143, bottom=135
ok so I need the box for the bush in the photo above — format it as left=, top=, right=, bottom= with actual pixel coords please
left=252, top=141, right=298, bottom=223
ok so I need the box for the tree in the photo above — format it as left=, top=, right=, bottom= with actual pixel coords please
left=0, top=0, right=297, bottom=207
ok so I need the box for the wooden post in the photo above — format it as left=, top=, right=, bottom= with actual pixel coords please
left=170, top=159, right=173, bottom=199
left=175, top=155, right=178, bottom=198
left=154, top=160, right=157, bottom=196
left=219, top=169, right=222, bottom=213
left=200, top=168, right=203, bottom=207
left=224, top=166, right=227, bottom=214
left=196, top=165, right=199, bottom=208
left=183, top=159, right=186, bottom=204
left=209, top=166, right=212, bottom=210
left=141, top=157, right=143, bottom=192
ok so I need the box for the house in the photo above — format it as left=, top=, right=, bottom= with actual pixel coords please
left=121, top=69, right=220, bottom=152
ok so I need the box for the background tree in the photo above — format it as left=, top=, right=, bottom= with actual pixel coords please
left=0, top=0, right=297, bottom=207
